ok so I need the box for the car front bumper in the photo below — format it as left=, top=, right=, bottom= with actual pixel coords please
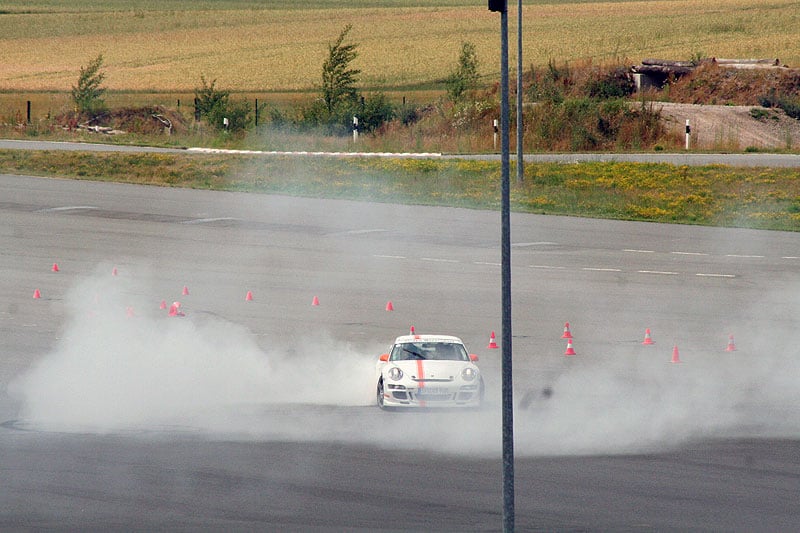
left=382, top=383, right=481, bottom=407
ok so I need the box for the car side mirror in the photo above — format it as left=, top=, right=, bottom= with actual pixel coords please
left=469, top=354, right=479, bottom=362
left=379, top=353, right=389, bottom=362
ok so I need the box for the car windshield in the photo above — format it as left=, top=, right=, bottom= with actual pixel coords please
left=390, top=342, right=468, bottom=361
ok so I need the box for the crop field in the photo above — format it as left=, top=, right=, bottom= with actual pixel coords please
left=0, top=0, right=798, bottom=95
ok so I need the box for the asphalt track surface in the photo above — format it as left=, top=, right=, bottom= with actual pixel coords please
left=2, top=173, right=800, bottom=531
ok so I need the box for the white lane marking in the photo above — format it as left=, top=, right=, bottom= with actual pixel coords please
left=421, top=257, right=459, bottom=263
left=624, top=249, right=655, bottom=253
left=725, top=254, right=764, bottom=258
left=373, top=254, right=406, bottom=259
left=343, top=229, right=386, bottom=235
left=512, top=242, right=557, bottom=247
left=696, top=273, right=736, bottom=278
left=582, top=267, right=621, bottom=272
left=671, top=251, right=708, bottom=256
left=782, top=256, right=800, bottom=259
left=530, top=265, right=566, bottom=270
left=474, top=261, right=501, bottom=266
left=186, top=147, right=442, bottom=158
left=38, top=206, right=97, bottom=212
left=182, top=217, right=238, bottom=224
left=638, top=270, right=678, bottom=275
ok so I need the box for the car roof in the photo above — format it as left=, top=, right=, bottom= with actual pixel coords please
left=393, top=334, right=464, bottom=344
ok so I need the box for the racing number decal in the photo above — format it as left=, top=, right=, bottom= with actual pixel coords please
left=415, top=359, right=426, bottom=406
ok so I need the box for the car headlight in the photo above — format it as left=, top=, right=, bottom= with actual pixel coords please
left=388, top=367, right=403, bottom=381
left=461, top=367, right=477, bottom=381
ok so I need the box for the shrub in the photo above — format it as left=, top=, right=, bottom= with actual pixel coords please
left=585, top=67, right=635, bottom=99
left=193, top=76, right=252, bottom=132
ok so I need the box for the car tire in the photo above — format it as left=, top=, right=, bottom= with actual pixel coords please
left=377, top=378, right=390, bottom=410
left=478, top=377, right=486, bottom=406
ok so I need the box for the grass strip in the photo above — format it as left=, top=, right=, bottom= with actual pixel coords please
left=1, top=149, right=798, bottom=231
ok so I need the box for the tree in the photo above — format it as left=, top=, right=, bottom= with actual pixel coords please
left=445, top=42, right=480, bottom=103
left=321, top=24, right=361, bottom=114
left=71, top=54, right=107, bottom=116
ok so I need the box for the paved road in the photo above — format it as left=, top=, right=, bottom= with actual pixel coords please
left=3, top=138, right=800, bottom=166
left=1, top=174, right=799, bottom=530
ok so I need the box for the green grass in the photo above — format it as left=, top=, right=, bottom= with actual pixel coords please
left=1, top=149, right=798, bottom=231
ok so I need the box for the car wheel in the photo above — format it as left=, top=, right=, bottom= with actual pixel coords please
left=478, top=377, right=486, bottom=406
left=377, top=378, right=389, bottom=410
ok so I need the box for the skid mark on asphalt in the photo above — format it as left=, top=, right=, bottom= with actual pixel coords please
left=182, top=217, right=239, bottom=224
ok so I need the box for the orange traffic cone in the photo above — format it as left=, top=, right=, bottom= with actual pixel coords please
left=564, top=338, right=576, bottom=356
left=33, top=288, right=41, bottom=299
left=245, top=291, right=253, bottom=301
left=168, top=301, right=184, bottom=317
left=112, top=267, right=118, bottom=276
left=670, top=345, right=681, bottom=363
left=385, top=301, right=394, bottom=311
left=642, top=328, right=655, bottom=345
left=126, top=306, right=135, bottom=318
left=725, top=334, right=736, bottom=352
left=159, top=300, right=167, bottom=310
left=409, top=325, right=415, bottom=335
left=561, top=322, right=572, bottom=339
left=311, top=295, right=319, bottom=306
left=51, top=263, right=59, bottom=272
left=182, top=285, right=189, bottom=296
left=487, top=331, right=499, bottom=349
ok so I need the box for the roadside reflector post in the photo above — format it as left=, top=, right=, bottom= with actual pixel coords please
left=685, top=119, right=691, bottom=150
left=27, top=100, right=31, bottom=124
left=353, top=116, right=359, bottom=142
left=493, top=118, right=499, bottom=150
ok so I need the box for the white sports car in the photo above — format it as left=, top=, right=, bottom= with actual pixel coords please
left=376, top=334, right=484, bottom=409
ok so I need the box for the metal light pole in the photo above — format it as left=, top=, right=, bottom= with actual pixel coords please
left=488, top=0, right=514, bottom=531
left=516, top=0, right=524, bottom=184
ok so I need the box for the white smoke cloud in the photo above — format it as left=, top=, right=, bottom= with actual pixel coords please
left=8, top=267, right=800, bottom=457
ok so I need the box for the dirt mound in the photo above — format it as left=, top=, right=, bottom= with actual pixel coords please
left=57, top=106, right=189, bottom=136
left=665, top=63, right=800, bottom=106
left=652, top=64, right=800, bottom=150
left=656, top=102, right=800, bottom=151
left=91, top=106, right=189, bottom=135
